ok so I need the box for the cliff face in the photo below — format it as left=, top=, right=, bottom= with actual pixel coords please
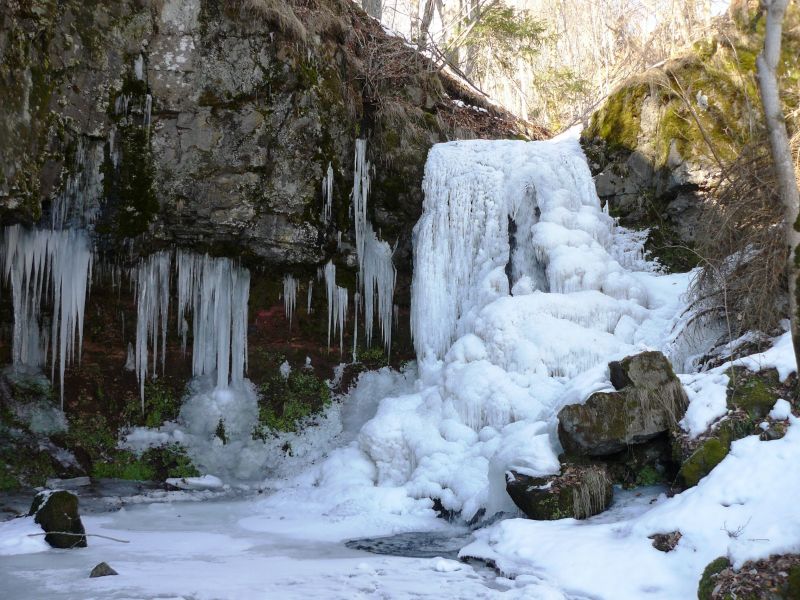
left=1, top=0, right=534, bottom=260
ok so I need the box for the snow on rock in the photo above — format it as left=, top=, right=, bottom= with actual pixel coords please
left=166, top=474, right=225, bottom=490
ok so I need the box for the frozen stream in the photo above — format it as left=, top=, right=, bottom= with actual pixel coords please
left=0, top=483, right=664, bottom=599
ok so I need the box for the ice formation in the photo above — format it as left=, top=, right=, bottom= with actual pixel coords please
left=324, top=261, right=349, bottom=355
left=283, top=274, right=298, bottom=327
left=134, top=251, right=172, bottom=405
left=321, top=162, right=334, bottom=225
left=133, top=250, right=251, bottom=400
left=306, top=279, right=313, bottom=315
left=350, top=140, right=396, bottom=353
left=340, top=137, right=692, bottom=520
left=50, top=137, right=103, bottom=229
left=0, top=225, right=93, bottom=407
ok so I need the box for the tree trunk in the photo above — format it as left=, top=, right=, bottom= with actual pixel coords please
left=756, top=0, right=800, bottom=372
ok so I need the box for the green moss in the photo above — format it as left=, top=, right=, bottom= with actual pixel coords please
left=124, top=381, right=182, bottom=428
left=92, top=445, right=198, bottom=481
left=635, top=465, right=662, bottom=487
left=727, top=368, right=780, bottom=419
left=787, top=566, right=800, bottom=598
left=584, top=81, right=649, bottom=152
left=679, top=437, right=729, bottom=487
left=255, top=368, right=331, bottom=435
left=698, top=557, right=731, bottom=600
left=215, top=418, right=228, bottom=444
left=0, top=463, right=19, bottom=491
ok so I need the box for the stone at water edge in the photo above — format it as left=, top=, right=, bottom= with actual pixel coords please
left=28, top=490, right=87, bottom=549
left=90, top=562, right=118, bottom=578
left=558, top=351, right=689, bottom=456
left=505, top=464, right=613, bottom=520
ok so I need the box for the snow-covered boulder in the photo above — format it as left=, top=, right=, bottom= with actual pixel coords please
left=505, top=464, right=613, bottom=520
left=29, top=490, right=86, bottom=549
left=558, top=351, right=688, bottom=455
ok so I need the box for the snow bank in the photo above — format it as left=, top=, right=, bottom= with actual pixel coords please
left=461, top=417, right=800, bottom=599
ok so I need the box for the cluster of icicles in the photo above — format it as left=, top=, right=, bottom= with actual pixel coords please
left=0, top=137, right=397, bottom=409
left=133, top=251, right=250, bottom=406
left=282, top=139, right=397, bottom=357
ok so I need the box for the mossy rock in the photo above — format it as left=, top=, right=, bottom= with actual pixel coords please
left=676, top=413, right=753, bottom=488
left=726, top=367, right=781, bottom=420
left=559, top=352, right=688, bottom=456
left=506, top=464, right=613, bottom=520
left=29, top=490, right=87, bottom=549
left=698, top=556, right=731, bottom=600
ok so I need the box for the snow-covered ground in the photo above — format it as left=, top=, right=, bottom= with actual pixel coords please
left=2, top=135, right=798, bottom=599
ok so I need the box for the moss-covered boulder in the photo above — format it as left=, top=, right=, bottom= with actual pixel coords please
left=29, top=490, right=87, bottom=548
left=698, top=556, right=731, bottom=600
left=726, top=367, right=782, bottom=420
left=506, top=464, right=613, bottom=520
left=698, top=553, right=800, bottom=599
left=559, top=352, right=688, bottom=456
left=675, top=412, right=752, bottom=488
left=581, top=0, right=800, bottom=272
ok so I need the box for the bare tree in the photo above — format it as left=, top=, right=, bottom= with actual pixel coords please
left=756, top=0, right=800, bottom=371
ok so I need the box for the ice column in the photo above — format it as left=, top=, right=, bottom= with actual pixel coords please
left=0, top=226, right=93, bottom=407
left=134, top=251, right=172, bottom=406
left=350, top=139, right=396, bottom=353
left=324, top=260, right=348, bottom=355
left=283, top=274, right=298, bottom=327
left=322, top=162, right=334, bottom=225
left=177, top=252, right=250, bottom=390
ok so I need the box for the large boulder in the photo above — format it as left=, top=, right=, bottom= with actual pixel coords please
left=559, top=351, right=689, bottom=456
left=506, top=464, right=613, bottom=520
left=29, top=490, right=87, bottom=549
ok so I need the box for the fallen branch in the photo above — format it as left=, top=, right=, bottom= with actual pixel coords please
left=27, top=532, right=130, bottom=544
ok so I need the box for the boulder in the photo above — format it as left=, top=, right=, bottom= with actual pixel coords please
left=90, top=562, right=118, bottom=578
left=29, top=490, right=87, bottom=548
left=506, top=464, right=613, bottom=520
left=559, top=352, right=688, bottom=456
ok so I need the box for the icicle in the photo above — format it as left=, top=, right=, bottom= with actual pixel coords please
left=0, top=225, right=93, bottom=408
left=352, top=291, right=360, bottom=362
left=50, top=137, right=103, bottom=229
left=134, top=54, right=145, bottom=81
left=352, top=139, right=370, bottom=271
left=125, top=342, right=135, bottom=371
left=348, top=139, right=396, bottom=354
left=176, top=251, right=250, bottom=389
left=323, top=260, right=348, bottom=356
left=322, top=162, right=334, bottom=225
left=283, top=274, right=298, bottom=327
left=144, top=94, right=152, bottom=132
left=306, top=279, right=313, bottom=314
left=134, top=251, right=172, bottom=407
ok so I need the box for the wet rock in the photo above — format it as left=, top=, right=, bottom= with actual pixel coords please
left=90, top=562, right=118, bottom=577
left=649, top=531, right=682, bottom=552
left=506, top=464, right=613, bottom=520
left=29, top=490, right=87, bottom=548
left=559, top=352, right=688, bottom=456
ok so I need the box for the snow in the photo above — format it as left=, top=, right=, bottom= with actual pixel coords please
left=0, top=518, right=49, bottom=557
left=166, top=474, right=225, bottom=490
left=770, top=398, right=792, bottom=420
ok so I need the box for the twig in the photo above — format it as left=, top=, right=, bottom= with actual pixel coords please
left=27, top=532, right=130, bottom=543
